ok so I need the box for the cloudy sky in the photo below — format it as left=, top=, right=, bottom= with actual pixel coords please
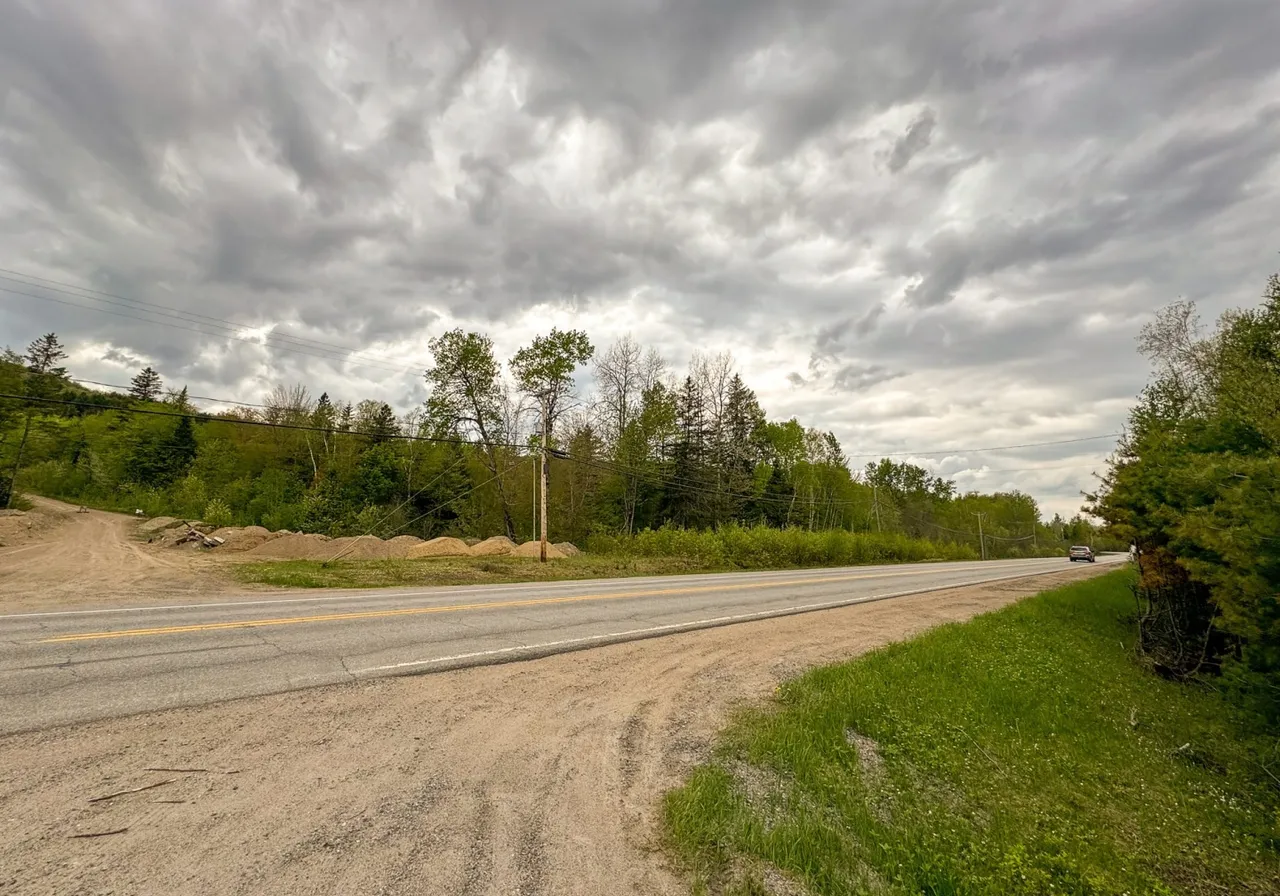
left=2, top=0, right=1278, bottom=518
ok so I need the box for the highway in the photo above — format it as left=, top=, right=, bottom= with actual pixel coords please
left=0, top=556, right=1122, bottom=734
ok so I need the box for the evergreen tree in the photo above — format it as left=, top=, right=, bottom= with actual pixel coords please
left=761, top=463, right=794, bottom=528
left=364, top=402, right=400, bottom=444
left=313, top=393, right=335, bottom=430
left=129, top=367, right=164, bottom=402
left=169, top=415, right=199, bottom=477
left=25, top=333, right=68, bottom=378
left=665, top=376, right=711, bottom=527
left=166, top=386, right=193, bottom=413
left=717, top=373, right=766, bottom=520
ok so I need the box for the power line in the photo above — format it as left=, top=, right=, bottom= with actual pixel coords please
left=0, top=392, right=512, bottom=450
left=0, top=268, right=425, bottom=374
left=43, top=380, right=1126, bottom=472
left=71, top=378, right=274, bottom=410
left=0, top=283, right=418, bottom=376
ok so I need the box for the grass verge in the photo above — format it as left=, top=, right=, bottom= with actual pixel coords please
left=231, top=555, right=734, bottom=589
left=664, top=571, right=1280, bottom=895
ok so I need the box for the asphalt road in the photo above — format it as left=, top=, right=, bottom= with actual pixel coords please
left=0, top=556, right=1122, bottom=734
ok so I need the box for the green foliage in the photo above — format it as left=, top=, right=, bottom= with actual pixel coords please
left=129, top=367, right=163, bottom=402
left=589, top=523, right=977, bottom=568
left=203, top=497, right=233, bottom=529
left=665, top=573, right=1280, bottom=895
left=5, top=330, right=1082, bottom=564
left=1090, top=272, right=1280, bottom=722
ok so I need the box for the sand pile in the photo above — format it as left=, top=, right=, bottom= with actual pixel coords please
left=139, top=516, right=180, bottom=533
left=325, top=535, right=395, bottom=560
left=406, top=537, right=474, bottom=559
left=244, top=533, right=335, bottom=560
left=208, top=526, right=280, bottom=553
left=472, top=535, right=517, bottom=556
left=554, top=542, right=582, bottom=557
left=385, top=535, right=425, bottom=558
left=511, top=541, right=566, bottom=559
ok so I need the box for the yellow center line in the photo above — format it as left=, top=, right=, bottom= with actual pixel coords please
left=39, top=564, right=1029, bottom=643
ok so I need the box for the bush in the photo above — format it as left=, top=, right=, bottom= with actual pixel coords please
left=203, top=497, right=233, bottom=529
left=587, top=523, right=977, bottom=568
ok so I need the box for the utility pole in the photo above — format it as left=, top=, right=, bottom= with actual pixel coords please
left=872, top=485, right=882, bottom=533
left=540, top=394, right=549, bottom=563
left=973, top=512, right=987, bottom=561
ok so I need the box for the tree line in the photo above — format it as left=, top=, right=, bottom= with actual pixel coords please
left=0, top=328, right=1108, bottom=556
left=1089, top=271, right=1280, bottom=727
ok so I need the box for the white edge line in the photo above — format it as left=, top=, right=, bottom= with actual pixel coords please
left=349, top=563, right=1119, bottom=676
left=0, top=559, right=1065, bottom=620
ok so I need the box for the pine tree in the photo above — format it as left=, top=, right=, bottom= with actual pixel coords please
left=168, top=415, right=199, bottom=478
left=717, top=374, right=766, bottom=520
left=313, top=392, right=335, bottom=430
left=129, top=367, right=164, bottom=402
left=365, top=402, right=400, bottom=444
left=25, top=333, right=68, bottom=378
left=166, top=386, right=192, bottom=413
left=665, top=376, right=711, bottom=527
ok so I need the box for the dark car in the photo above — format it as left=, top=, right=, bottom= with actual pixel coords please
left=1069, top=545, right=1095, bottom=563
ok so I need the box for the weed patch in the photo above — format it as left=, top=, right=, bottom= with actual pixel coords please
left=665, top=571, right=1280, bottom=895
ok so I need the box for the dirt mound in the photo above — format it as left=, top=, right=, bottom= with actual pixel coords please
left=243, top=533, right=334, bottom=560
left=138, top=516, right=180, bottom=533
left=472, top=535, right=517, bottom=556
left=324, top=535, right=395, bottom=560
left=209, top=526, right=281, bottom=553
left=554, top=542, right=582, bottom=556
left=406, top=537, right=473, bottom=559
left=511, top=540, right=566, bottom=559
left=385, top=535, right=424, bottom=558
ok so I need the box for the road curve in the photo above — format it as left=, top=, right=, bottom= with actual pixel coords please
left=0, top=556, right=1122, bottom=734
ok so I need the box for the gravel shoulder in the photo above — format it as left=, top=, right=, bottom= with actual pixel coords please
left=0, top=565, right=1110, bottom=896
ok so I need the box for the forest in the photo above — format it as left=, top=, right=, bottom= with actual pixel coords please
left=0, top=328, right=1109, bottom=559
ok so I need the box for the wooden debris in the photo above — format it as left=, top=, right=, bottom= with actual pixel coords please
left=89, top=780, right=174, bottom=803
left=143, top=767, right=209, bottom=773
left=70, top=828, right=128, bottom=839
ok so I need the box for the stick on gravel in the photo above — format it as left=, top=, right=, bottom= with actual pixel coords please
left=88, top=780, right=174, bottom=802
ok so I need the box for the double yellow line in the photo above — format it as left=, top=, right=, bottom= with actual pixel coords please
left=40, top=566, right=969, bottom=644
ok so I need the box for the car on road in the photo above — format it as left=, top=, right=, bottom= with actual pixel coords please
left=1069, top=545, right=1095, bottom=563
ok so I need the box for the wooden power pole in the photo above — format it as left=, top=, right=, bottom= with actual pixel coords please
left=973, top=512, right=987, bottom=561
left=540, top=394, right=549, bottom=563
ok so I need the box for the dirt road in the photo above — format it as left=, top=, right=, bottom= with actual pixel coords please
left=0, top=499, right=229, bottom=612
left=0, top=565, right=1109, bottom=896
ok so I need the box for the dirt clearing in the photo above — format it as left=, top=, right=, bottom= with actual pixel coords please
left=0, top=499, right=231, bottom=613
left=0, top=565, right=1109, bottom=896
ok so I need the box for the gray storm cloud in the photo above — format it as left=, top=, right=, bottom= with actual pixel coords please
left=2, top=0, right=1279, bottom=516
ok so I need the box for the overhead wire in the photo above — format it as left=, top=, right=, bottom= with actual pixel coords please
left=0, top=268, right=426, bottom=373
left=0, top=281, right=419, bottom=376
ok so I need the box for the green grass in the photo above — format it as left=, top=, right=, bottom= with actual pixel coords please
left=664, top=571, right=1280, bottom=896
left=231, top=554, right=733, bottom=589
left=230, top=526, right=996, bottom=590
left=588, top=524, right=987, bottom=567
